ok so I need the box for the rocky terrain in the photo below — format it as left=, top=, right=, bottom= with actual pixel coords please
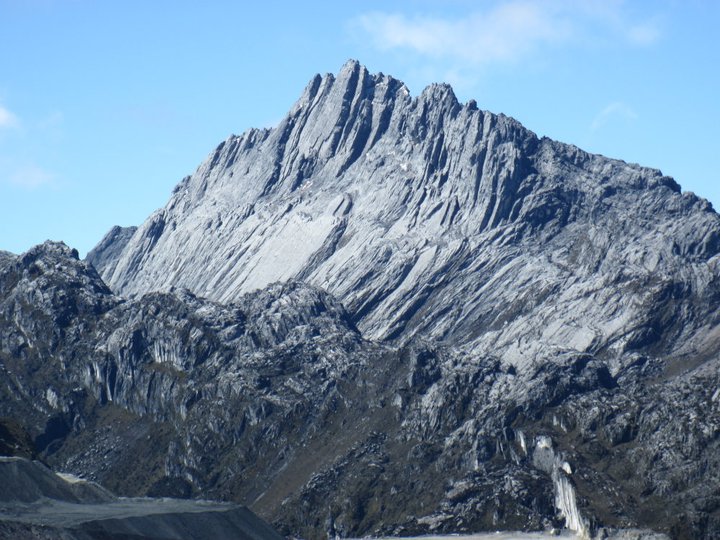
left=3, top=61, right=720, bottom=539
left=0, top=455, right=283, bottom=540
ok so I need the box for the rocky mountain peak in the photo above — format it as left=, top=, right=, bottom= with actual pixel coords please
left=418, top=81, right=460, bottom=110
left=93, top=62, right=720, bottom=362
left=2, top=240, right=111, bottom=302
left=3, top=61, right=720, bottom=539
left=86, top=225, right=138, bottom=278
left=20, top=240, right=79, bottom=263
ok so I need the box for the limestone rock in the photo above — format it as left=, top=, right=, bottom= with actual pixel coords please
left=85, top=225, right=137, bottom=278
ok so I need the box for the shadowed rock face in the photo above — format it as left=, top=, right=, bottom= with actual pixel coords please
left=2, top=62, right=720, bottom=539
left=85, top=225, right=137, bottom=279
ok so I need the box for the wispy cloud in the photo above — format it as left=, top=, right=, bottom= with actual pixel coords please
left=7, top=164, right=57, bottom=190
left=591, top=102, right=638, bottom=131
left=0, top=105, right=19, bottom=130
left=355, top=3, right=568, bottom=66
left=0, top=106, right=64, bottom=190
left=352, top=0, right=662, bottom=68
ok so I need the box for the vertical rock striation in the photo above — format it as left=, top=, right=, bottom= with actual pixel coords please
left=94, top=61, right=720, bottom=378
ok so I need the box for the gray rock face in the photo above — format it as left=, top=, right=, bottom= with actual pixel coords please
left=85, top=225, right=137, bottom=278
left=3, top=61, right=720, bottom=539
left=96, top=60, right=720, bottom=368
left=2, top=231, right=719, bottom=538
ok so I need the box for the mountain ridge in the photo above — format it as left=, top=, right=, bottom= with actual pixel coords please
left=90, top=60, right=720, bottom=363
left=2, top=61, right=720, bottom=538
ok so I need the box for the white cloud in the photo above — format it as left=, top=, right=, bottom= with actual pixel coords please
left=8, top=164, right=57, bottom=190
left=355, top=3, right=567, bottom=66
left=0, top=105, right=19, bottom=129
left=591, top=102, right=638, bottom=131
left=353, top=0, right=661, bottom=67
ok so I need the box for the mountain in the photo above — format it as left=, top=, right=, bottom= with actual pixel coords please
left=2, top=60, right=720, bottom=539
left=93, top=60, right=719, bottom=357
left=1, top=242, right=680, bottom=540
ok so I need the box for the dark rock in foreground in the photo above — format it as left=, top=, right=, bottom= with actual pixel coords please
left=0, top=456, right=283, bottom=540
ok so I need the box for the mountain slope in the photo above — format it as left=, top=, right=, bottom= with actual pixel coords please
left=96, top=60, right=720, bottom=371
left=85, top=225, right=137, bottom=279
left=3, top=61, right=720, bottom=538
left=3, top=240, right=711, bottom=538
left=87, top=60, right=720, bottom=538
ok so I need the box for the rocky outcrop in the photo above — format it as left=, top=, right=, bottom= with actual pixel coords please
left=94, top=61, right=720, bottom=369
left=85, top=225, right=137, bottom=278
left=0, top=418, right=36, bottom=459
left=1, top=240, right=719, bottom=538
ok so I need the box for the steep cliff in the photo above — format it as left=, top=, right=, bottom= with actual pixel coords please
left=0, top=240, right=716, bottom=537
left=85, top=225, right=137, bottom=279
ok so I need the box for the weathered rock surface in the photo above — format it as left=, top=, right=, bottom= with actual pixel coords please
left=0, top=237, right=717, bottom=538
left=2, top=61, right=720, bottom=539
left=85, top=225, right=137, bottom=279
left=98, top=61, right=720, bottom=365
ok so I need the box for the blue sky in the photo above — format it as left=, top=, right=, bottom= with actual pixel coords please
left=1, top=0, right=718, bottom=256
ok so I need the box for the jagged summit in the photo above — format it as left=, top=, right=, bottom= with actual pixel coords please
left=91, top=61, right=719, bottom=369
